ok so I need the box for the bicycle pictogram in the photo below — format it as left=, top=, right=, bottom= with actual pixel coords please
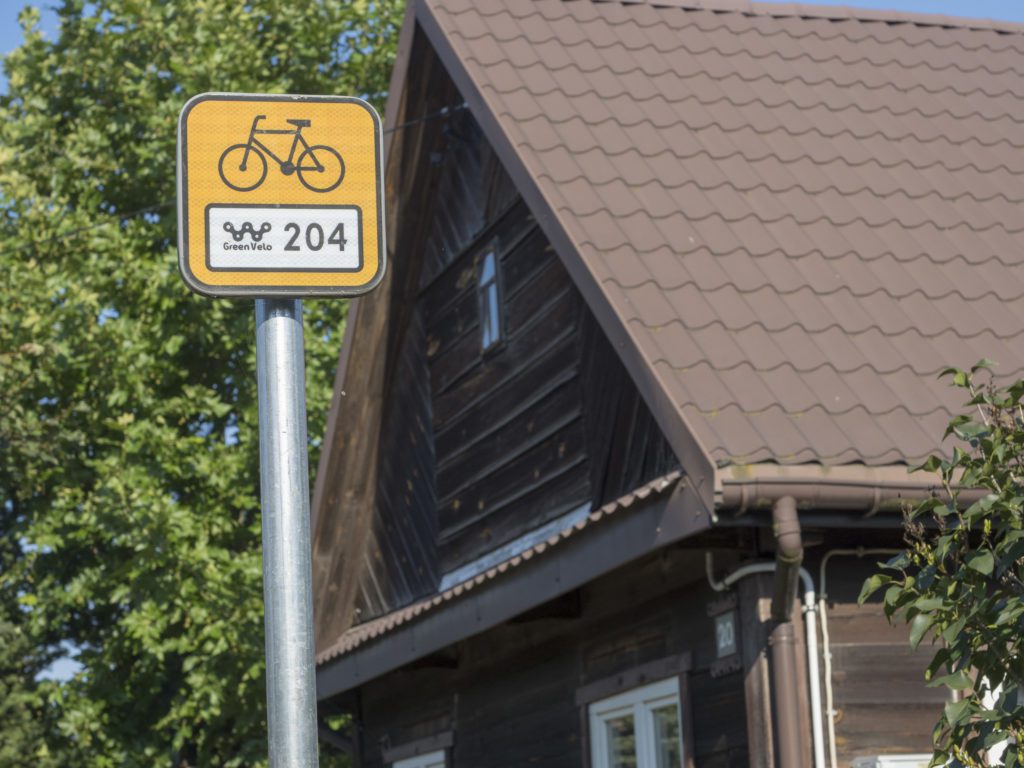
left=218, top=116, right=345, bottom=193
left=223, top=221, right=272, bottom=242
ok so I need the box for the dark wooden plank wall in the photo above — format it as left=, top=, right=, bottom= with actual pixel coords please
left=819, top=554, right=946, bottom=765
left=420, top=139, right=679, bottom=573
left=579, top=311, right=679, bottom=507
left=345, top=38, right=522, bottom=623
left=348, top=543, right=950, bottom=768
left=356, top=304, right=439, bottom=619
left=344, top=29, right=686, bottom=618
left=417, top=105, right=519, bottom=290
left=424, top=199, right=593, bottom=572
left=338, top=33, right=465, bottom=626
left=355, top=545, right=749, bottom=768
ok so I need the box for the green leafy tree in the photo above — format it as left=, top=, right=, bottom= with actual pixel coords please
left=0, top=498, right=65, bottom=767
left=862, top=362, right=1024, bottom=767
left=0, top=1, right=402, bottom=765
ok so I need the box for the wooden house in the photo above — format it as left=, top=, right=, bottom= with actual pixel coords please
left=310, top=1, right=1024, bottom=767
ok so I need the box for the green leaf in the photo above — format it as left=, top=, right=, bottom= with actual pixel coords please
left=859, top=573, right=891, bottom=604
left=914, top=596, right=944, bottom=612
left=944, top=697, right=972, bottom=727
left=928, top=670, right=973, bottom=690
left=884, top=551, right=911, bottom=570
left=941, top=617, right=967, bottom=644
left=910, top=613, right=935, bottom=649
left=966, top=550, right=995, bottom=575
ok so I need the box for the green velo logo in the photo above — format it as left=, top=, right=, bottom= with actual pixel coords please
left=223, top=221, right=272, bottom=242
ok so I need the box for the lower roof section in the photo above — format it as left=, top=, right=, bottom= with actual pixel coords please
left=315, top=470, right=712, bottom=700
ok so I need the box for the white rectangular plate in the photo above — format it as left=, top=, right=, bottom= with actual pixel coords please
left=206, top=204, right=362, bottom=271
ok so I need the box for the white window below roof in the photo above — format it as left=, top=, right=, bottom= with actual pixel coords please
left=392, top=749, right=446, bottom=768
left=589, top=677, right=683, bottom=768
left=477, top=249, right=502, bottom=351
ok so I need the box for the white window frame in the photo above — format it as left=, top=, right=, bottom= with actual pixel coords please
left=588, top=677, right=683, bottom=768
left=476, top=248, right=502, bottom=352
left=392, top=749, right=446, bottom=768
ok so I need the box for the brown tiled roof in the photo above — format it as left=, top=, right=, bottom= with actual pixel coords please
left=420, top=0, right=1024, bottom=468
left=316, top=471, right=682, bottom=664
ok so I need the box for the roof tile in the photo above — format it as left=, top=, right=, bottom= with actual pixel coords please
left=428, top=0, right=1024, bottom=466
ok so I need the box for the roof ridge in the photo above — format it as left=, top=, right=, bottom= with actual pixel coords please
left=590, top=0, right=1024, bottom=35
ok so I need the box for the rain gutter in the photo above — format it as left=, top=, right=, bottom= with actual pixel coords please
left=716, top=463, right=986, bottom=516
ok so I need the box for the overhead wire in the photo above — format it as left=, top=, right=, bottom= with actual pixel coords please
left=383, top=101, right=467, bottom=134
left=0, top=102, right=469, bottom=259
left=0, top=202, right=175, bottom=258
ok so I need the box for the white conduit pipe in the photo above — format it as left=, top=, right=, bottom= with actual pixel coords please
left=706, top=553, right=827, bottom=768
left=818, top=548, right=901, bottom=768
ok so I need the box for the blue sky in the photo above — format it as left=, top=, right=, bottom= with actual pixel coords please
left=2, top=0, right=1024, bottom=90
left=1, top=2, right=58, bottom=92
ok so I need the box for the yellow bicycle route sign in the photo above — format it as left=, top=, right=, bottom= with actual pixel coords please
left=177, top=93, right=385, bottom=298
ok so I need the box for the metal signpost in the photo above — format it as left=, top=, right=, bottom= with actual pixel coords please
left=177, top=93, right=385, bottom=767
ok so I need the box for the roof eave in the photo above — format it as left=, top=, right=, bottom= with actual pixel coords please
left=316, top=474, right=711, bottom=700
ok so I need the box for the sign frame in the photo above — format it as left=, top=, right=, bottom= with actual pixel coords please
left=176, top=92, right=386, bottom=299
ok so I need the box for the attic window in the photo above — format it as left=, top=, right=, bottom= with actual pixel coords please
left=477, top=249, right=502, bottom=351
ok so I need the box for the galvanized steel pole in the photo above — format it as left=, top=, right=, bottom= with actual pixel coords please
left=255, top=299, right=319, bottom=768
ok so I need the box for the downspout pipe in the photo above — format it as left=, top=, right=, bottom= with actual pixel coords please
left=771, top=495, right=803, bottom=622
left=770, top=496, right=807, bottom=767
left=770, top=621, right=804, bottom=767
left=706, top=557, right=824, bottom=768
left=706, top=499, right=826, bottom=768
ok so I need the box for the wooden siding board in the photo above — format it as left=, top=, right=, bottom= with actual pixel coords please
left=428, top=253, right=573, bottom=400
left=691, top=668, right=751, bottom=760
left=418, top=109, right=518, bottom=291
left=439, top=453, right=591, bottom=571
left=504, top=267, right=573, bottom=338
left=430, top=279, right=575, bottom=398
left=699, top=749, right=758, bottom=768
left=425, top=289, right=478, bottom=361
left=830, top=644, right=947, bottom=705
left=580, top=309, right=680, bottom=506
left=809, top=548, right=946, bottom=764
left=835, top=703, right=940, bottom=758
left=438, top=419, right=588, bottom=531
left=433, top=333, right=578, bottom=464
left=420, top=189, right=592, bottom=572
left=360, top=672, right=454, bottom=768
left=419, top=199, right=532, bottom=320
left=436, top=378, right=582, bottom=502
left=344, top=548, right=748, bottom=768
left=431, top=288, right=579, bottom=426
left=501, top=227, right=553, bottom=298
left=419, top=111, right=488, bottom=288
left=355, top=301, right=439, bottom=622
